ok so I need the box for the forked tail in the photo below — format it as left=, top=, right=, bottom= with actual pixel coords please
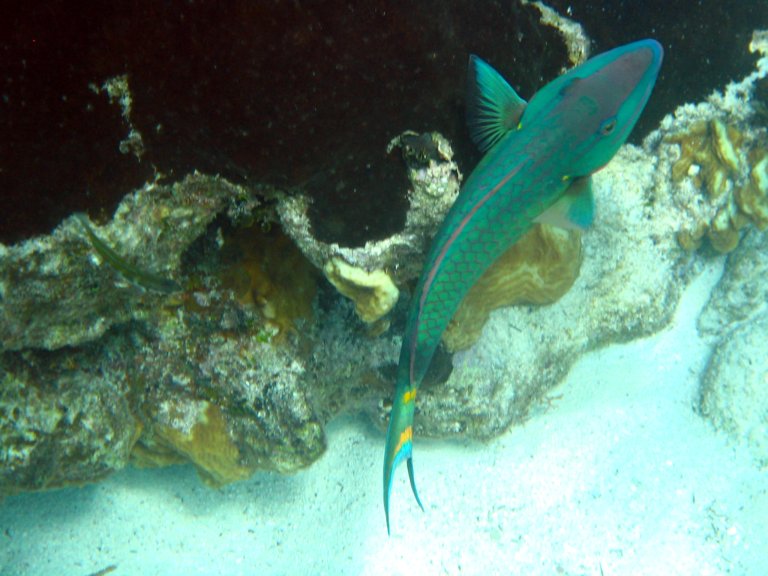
left=383, top=382, right=424, bottom=534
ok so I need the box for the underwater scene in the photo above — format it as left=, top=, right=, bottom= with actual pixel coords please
left=1, top=2, right=768, bottom=575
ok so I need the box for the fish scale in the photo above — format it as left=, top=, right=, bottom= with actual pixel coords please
left=383, top=39, right=663, bottom=534
left=409, top=165, right=566, bottom=383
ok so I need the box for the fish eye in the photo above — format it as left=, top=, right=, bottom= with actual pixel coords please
left=600, top=117, right=617, bottom=135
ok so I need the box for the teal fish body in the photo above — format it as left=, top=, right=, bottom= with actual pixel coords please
left=383, top=39, right=663, bottom=533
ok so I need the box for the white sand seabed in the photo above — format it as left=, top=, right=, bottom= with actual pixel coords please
left=1, top=259, right=767, bottom=576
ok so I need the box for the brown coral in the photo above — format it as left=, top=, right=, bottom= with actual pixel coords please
left=735, top=149, right=768, bottom=230
left=443, top=224, right=582, bottom=352
left=668, top=119, right=744, bottom=201
left=221, top=224, right=317, bottom=340
left=135, top=401, right=253, bottom=487
left=667, top=118, right=768, bottom=253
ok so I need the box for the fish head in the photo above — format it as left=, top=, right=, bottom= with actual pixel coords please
left=528, top=39, right=663, bottom=177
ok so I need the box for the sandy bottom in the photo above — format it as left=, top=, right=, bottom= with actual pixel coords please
left=2, top=260, right=767, bottom=576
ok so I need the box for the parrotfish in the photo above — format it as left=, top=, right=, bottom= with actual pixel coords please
left=383, top=39, right=663, bottom=533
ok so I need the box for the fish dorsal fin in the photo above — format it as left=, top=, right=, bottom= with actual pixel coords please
left=535, top=176, right=595, bottom=230
left=466, top=55, right=527, bottom=153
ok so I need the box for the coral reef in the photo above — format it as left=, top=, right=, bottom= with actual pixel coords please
left=0, top=173, right=260, bottom=351
left=674, top=30, right=768, bottom=475
left=665, top=118, right=766, bottom=252
left=0, top=174, right=325, bottom=493
left=663, top=30, right=768, bottom=253
left=443, top=224, right=582, bottom=352
left=0, top=128, right=458, bottom=492
left=0, top=345, right=139, bottom=493
left=0, top=132, right=459, bottom=492
left=4, top=24, right=768, bottom=496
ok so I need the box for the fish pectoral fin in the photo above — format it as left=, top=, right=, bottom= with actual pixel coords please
left=466, top=55, right=527, bottom=153
left=535, top=176, right=595, bottom=230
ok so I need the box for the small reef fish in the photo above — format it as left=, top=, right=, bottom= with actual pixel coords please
left=383, top=39, right=663, bottom=533
left=75, top=212, right=181, bottom=293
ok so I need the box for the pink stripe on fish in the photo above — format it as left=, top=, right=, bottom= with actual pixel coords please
left=409, top=160, right=526, bottom=383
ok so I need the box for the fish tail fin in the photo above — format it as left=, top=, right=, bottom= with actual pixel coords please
left=407, top=457, right=424, bottom=512
left=383, top=382, right=422, bottom=535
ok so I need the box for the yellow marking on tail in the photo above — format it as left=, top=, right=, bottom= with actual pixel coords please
left=394, top=426, right=413, bottom=456
left=402, top=389, right=417, bottom=404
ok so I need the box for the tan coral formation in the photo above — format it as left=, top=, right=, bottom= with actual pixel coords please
left=323, top=258, right=399, bottom=325
left=735, top=149, right=768, bottom=229
left=443, top=224, right=582, bottom=352
left=139, top=401, right=253, bottom=487
left=667, top=118, right=768, bottom=253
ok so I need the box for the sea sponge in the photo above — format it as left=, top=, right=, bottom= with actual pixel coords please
left=443, top=224, right=582, bottom=352
left=323, top=257, right=399, bottom=325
